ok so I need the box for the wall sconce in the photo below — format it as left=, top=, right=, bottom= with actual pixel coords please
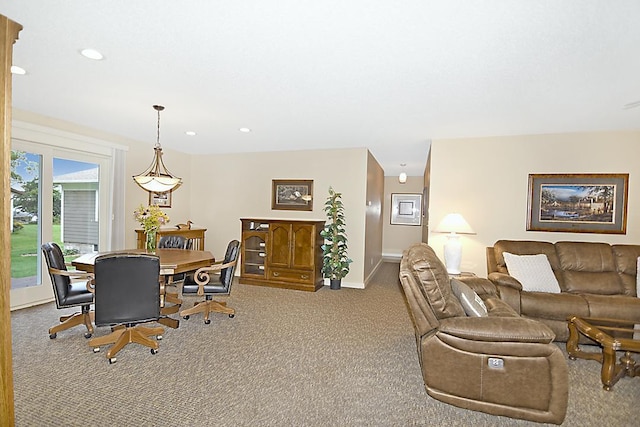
left=434, top=213, right=476, bottom=275
left=398, top=163, right=407, bottom=184
left=133, top=105, right=182, bottom=193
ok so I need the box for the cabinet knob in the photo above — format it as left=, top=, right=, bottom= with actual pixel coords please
left=301, top=274, right=309, bottom=280
left=273, top=271, right=280, bottom=277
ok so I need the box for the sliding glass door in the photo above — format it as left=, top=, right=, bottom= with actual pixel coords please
left=10, top=139, right=111, bottom=310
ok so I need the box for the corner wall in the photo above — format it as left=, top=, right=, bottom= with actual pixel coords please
left=429, top=130, right=640, bottom=276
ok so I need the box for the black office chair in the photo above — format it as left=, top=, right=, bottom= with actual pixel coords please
left=180, top=240, right=240, bottom=324
left=157, top=234, right=189, bottom=305
left=87, top=253, right=164, bottom=364
left=41, top=242, right=94, bottom=339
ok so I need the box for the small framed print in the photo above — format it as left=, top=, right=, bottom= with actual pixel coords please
left=149, top=190, right=172, bottom=208
left=272, top=179, right=313, bottom=211
left=391, top=193, right=422, bottom=226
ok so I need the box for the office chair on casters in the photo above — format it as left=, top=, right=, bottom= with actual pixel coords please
left=87, top=253, right=164, bottom=364
left=180, top=240, right=240, bottom=324
left=157, top=234, right=189, bottom=305
left=41, top=242, right=94, bottom=339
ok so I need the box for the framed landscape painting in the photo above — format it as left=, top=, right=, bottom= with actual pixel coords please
left=149, top=190, right=172, bottom=208
left=272, top=179, right=313, bottom=211
left=527, top=173, right=628, bottom=234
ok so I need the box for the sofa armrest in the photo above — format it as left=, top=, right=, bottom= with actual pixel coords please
left=439, top=316, right=555, bottom=344
left=488, top=272, right=523, bottom=314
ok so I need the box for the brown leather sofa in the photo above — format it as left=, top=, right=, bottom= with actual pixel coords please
left=399, top=243, right=568, bottom=424
left=487, top=240, right=640, bottom=342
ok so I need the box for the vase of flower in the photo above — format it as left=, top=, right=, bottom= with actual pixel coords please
left=145, top=229, right=158, bottom=252
left=134, top=204, right=170, bottom=252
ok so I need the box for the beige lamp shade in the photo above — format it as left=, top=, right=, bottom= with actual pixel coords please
left=434, top=213, right=475, bottom=235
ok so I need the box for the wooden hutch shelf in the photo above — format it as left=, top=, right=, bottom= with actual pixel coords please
left=135, top=227, right=207, bottom=250
left=240, top=218, right=324, bottom=292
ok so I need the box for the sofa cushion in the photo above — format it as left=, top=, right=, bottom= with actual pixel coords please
left=611, top=245, right=640, bottom=296
left=451, top=278, right=488, bottom=317
left=503, top=252, right=561, bottom=293
left=581, top=294, right=640, bottom=322
left=520, top=292, right=589, bottom=321
left=406, top=244, right=465, bottom=319
left=493, top=240, right=561, bottom=274
left=555, top=241, right=624, bottom=295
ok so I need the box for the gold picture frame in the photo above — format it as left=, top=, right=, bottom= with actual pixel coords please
left=271, top=180, right=313, bottom=211
left=527, top=173, right=628, bottom=234
left=149, top=190, right=172, bottom=208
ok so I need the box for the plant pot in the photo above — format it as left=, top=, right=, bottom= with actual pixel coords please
left=330, top=279, right=341, bottom=290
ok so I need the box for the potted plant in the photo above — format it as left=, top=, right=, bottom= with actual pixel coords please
left=320, top=186, right=352, bottom=290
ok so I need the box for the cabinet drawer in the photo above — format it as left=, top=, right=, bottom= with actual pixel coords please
left=268, top=268, right=314, bottom=284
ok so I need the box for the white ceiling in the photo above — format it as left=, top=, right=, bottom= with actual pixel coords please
left=3, top=1, right=640, bottom=177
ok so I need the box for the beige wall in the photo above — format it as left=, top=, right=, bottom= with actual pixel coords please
left=429, top=131, right=640, bottom=276
left=188, top=147, right=371, bottom=288
left=382, top=175, right=424, bottom=259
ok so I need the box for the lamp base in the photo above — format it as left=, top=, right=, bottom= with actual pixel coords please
left=443, top=234, right=462, bottom=275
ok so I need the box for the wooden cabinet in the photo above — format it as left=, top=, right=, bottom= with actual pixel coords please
left=240, top=218, right=324, bottom=292
left=135, top=227, right=207, bottom=250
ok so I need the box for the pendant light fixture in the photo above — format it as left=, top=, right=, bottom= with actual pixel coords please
left=398, top=163, right=407, bottom=184
left=133, top=105, right=182, bottom=193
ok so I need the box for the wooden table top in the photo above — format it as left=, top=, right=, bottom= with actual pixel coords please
left=72, top=248, right=215, bottom=275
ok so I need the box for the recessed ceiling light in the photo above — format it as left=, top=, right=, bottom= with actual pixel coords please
left=239, top=127, right=251, bottom=133
left=80, top=48, right=104, bottom=60
left=185, top=131, right=197, bottom=136
left=11, top=65, right=26, bottom=75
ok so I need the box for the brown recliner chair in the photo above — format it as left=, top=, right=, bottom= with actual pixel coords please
left=399, top=243, right=568, bottom=424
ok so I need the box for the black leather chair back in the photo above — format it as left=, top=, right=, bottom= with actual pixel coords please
left=93, top=254, right=160, bottom=327
left=218, top=240, right=240, bottom=289
left=42, top=242, right=71, bottom=308
left=158, top=235, right=188, bottom=249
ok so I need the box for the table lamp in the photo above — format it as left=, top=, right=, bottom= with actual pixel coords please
left=434, top=213, right=475, bottom=275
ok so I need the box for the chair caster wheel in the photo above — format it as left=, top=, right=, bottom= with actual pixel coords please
left=183, top=315, right=190, bottom=320
left=84, top=332, right=92, bottom=339
left=156, top=335, right=163, bottom=341
left=93, top=347, right=100, bottom=353
left=204, top=319, right=211, bottom=325
left=49, top=333, right=57, bottom=339
left=108, top=357, right=117, bottom=364
left=151, top=348, right=158, bottom=355
left=229, top=314, right=235, bottom=318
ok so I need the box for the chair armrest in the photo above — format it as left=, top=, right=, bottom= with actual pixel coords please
left=439, top=316, right=556, bottom=344
left=193, top=259, right=238, bottom=296
left=457, top=276, right=498, bottom=299
left=47, top=267, right=94, bottom=293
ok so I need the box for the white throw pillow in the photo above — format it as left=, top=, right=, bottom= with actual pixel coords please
left=503, top=252, right=561, bottom=293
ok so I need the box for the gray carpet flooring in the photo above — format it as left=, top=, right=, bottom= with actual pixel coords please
left=10, top=262, right=640, bottom=426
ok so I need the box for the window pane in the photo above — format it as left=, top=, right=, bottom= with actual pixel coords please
left=10, top=150, right=41, bottom=289
left=53, top=158, right=100, bottom=256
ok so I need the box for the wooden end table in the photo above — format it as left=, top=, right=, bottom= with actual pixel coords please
left=567, top=316, right=640, bottom=390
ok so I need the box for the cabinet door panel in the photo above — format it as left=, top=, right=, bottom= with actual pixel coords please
left=269, top=223, right=291, bottom=267
left=291, top=224, right=315, bottom=269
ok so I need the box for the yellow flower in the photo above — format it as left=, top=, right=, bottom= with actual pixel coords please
left=134, top=204, right=170, bottom=233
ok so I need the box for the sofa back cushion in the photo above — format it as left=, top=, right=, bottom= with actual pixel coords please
left=555, top=242, right=623, bottom=295
left=493, top=240, right=563, bottom=284
left=611, top=245, right=640, bottom=296
left=405, top=243, right=465, bottom=319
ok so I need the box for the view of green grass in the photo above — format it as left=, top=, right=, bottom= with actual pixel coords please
left=10, top=223, right=65, bottom=278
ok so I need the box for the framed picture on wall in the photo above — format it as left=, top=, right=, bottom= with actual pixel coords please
left=149, top=190, right=172, bottom=208
left=271, top=179, right=313, bottom=211
left=527, top=173, right=628, bottom=234
left=391, top=193, right=422, bottom=226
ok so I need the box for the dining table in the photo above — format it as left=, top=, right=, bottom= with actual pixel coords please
left=72, top=248, right=215, bottom=328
